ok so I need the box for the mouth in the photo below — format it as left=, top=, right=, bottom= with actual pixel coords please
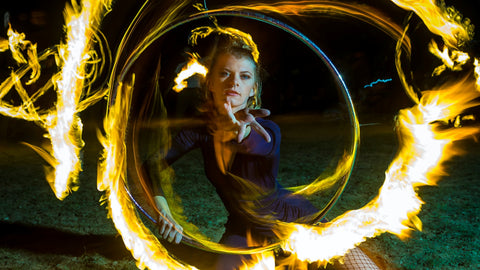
left=224, top=90, right=240, bottom=97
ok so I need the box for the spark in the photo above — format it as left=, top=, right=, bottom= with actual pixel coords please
left=363, top=78, right=393, bottom=88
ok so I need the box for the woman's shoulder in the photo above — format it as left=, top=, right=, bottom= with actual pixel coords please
left=256, top=117, right=280, bottom=132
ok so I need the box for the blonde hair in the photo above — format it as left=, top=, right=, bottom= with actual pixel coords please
left=188, top=26, right=263, bottom=110
left=209, top=49, right=262, bottom=109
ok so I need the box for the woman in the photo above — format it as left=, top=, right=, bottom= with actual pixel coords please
left=144, top=31, right=379, bottom=269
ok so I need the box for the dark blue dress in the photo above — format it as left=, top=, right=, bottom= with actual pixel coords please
left=165, top=118, right=318, bottom=268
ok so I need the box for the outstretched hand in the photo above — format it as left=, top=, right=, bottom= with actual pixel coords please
left=154, top=196, right=183, bottom=244
left=224, top=102, right=271, bottom=143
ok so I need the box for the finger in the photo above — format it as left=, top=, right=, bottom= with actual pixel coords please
left=167, top=229, right=177, bottom=243
left=225, top=102, right=240, bottom=125
left=237, top=124, right=246, bottom=142
left=163, top=223, right=173, bottom=240
left=235, top=112, right=254, bottom=126
left=174, top=228, right=183, bottom=244
left=167, top=231, right=174, bottom=243
left=174, top=233, right=182, bottom=244
left=224, top=101, right=234, bottom=116
left=224, top=101, right=230, bottom=112
left=249, top=108, right=270, bottom=118
left=160, top=220, right=167, bottom=235
left=251, top=120, right=271, bottom=142
left=159, top=211, right=168, bottom=234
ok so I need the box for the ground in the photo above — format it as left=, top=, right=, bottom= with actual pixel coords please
left=0, top=114, right=479, bottom=270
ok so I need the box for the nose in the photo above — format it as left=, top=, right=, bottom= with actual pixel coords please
left=226, top=73, right=239, bottom=87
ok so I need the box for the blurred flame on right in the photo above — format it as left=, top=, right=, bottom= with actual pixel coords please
left=281, top=75, right=480, bottom=266
left=278, top=0, right=480, bottom=265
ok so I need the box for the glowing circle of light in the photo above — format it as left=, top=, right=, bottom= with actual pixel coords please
left=110, top=10, right=360, bottom=255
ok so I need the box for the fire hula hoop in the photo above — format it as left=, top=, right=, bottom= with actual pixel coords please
left=111, top=9, right=360, bottom=255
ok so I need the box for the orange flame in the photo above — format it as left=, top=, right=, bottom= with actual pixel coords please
left=6, top=24, right=41, bottom=84
left=282, top=77, right=480, bottom=265
left=474, top=58, right=480, bottom=88
left=98, top=75, right=198, bottom=270
left=390, top=0, right=474, bottom=48
left=173, top=55, right=207, bottom=92
left=429, top=40, right=470, bottom=76
left=0, top=0, right=112, bottom=200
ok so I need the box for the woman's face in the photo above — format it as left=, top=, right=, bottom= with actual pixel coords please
left=209, top=53, right=256, bottom=113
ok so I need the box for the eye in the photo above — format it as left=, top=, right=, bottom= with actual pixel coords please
left=240, top=73, right=252, bottom=80
left=219, top=70, right=229, bottom=77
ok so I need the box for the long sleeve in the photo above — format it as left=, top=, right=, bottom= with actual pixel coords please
left=233, top=118, right=280, bottom=157
left=142, top=128, right=203, bottom=196
left=165, top=128, right=203, bottom=164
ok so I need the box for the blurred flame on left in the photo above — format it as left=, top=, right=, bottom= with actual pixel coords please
left=97, top=76, right=197, bottom=270
left=0, top=0, right=112, bottom=200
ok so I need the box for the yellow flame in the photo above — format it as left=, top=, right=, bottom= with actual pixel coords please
left=474, top=58, right=480, bottom=88
left=392, top=0, right=475, bottom=104
left=211, top=1, right=411, bottom=53
left=282, top=77, right=480, bottom=265
left=239, top=253, right=275, bottom=270
left=390, top=0, right=474, bottom=48
left=98, top=75, right=198, bottom=270
left=190, top=26, right=261, bottom=63
left=173, top=56, right=207, bottom=92
left=429, top=40, right=470, bottom=76
left=41, top=0, right=114, bottom=199
left=0, top=0, right=112, bottom=200
left=236, top=233, right=276, bottom=270
left=6, top=24, right=41, bottom=84
left=0, top=38, right=8, bottom=52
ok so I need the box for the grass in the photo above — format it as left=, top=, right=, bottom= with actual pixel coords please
left=0, top=115, right=477, bottom=269
left=170, top=118, right=479, bottom=269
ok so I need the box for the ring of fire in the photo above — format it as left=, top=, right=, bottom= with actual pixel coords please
left=111, top=10, right=360, bottom=255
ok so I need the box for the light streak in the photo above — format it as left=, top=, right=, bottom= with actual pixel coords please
left=363, top=78, right=393, bottom=88
left=281, top=78, right=480, bottom=265
left=6, top=24, right=41, bottom=84
left=0, top=0, right=112, bottom=200
left=429, top=40, right=470, bottom=76
left=389, top=0, right=474, bottom=48
left=97, top=76, right=198, bottom=270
